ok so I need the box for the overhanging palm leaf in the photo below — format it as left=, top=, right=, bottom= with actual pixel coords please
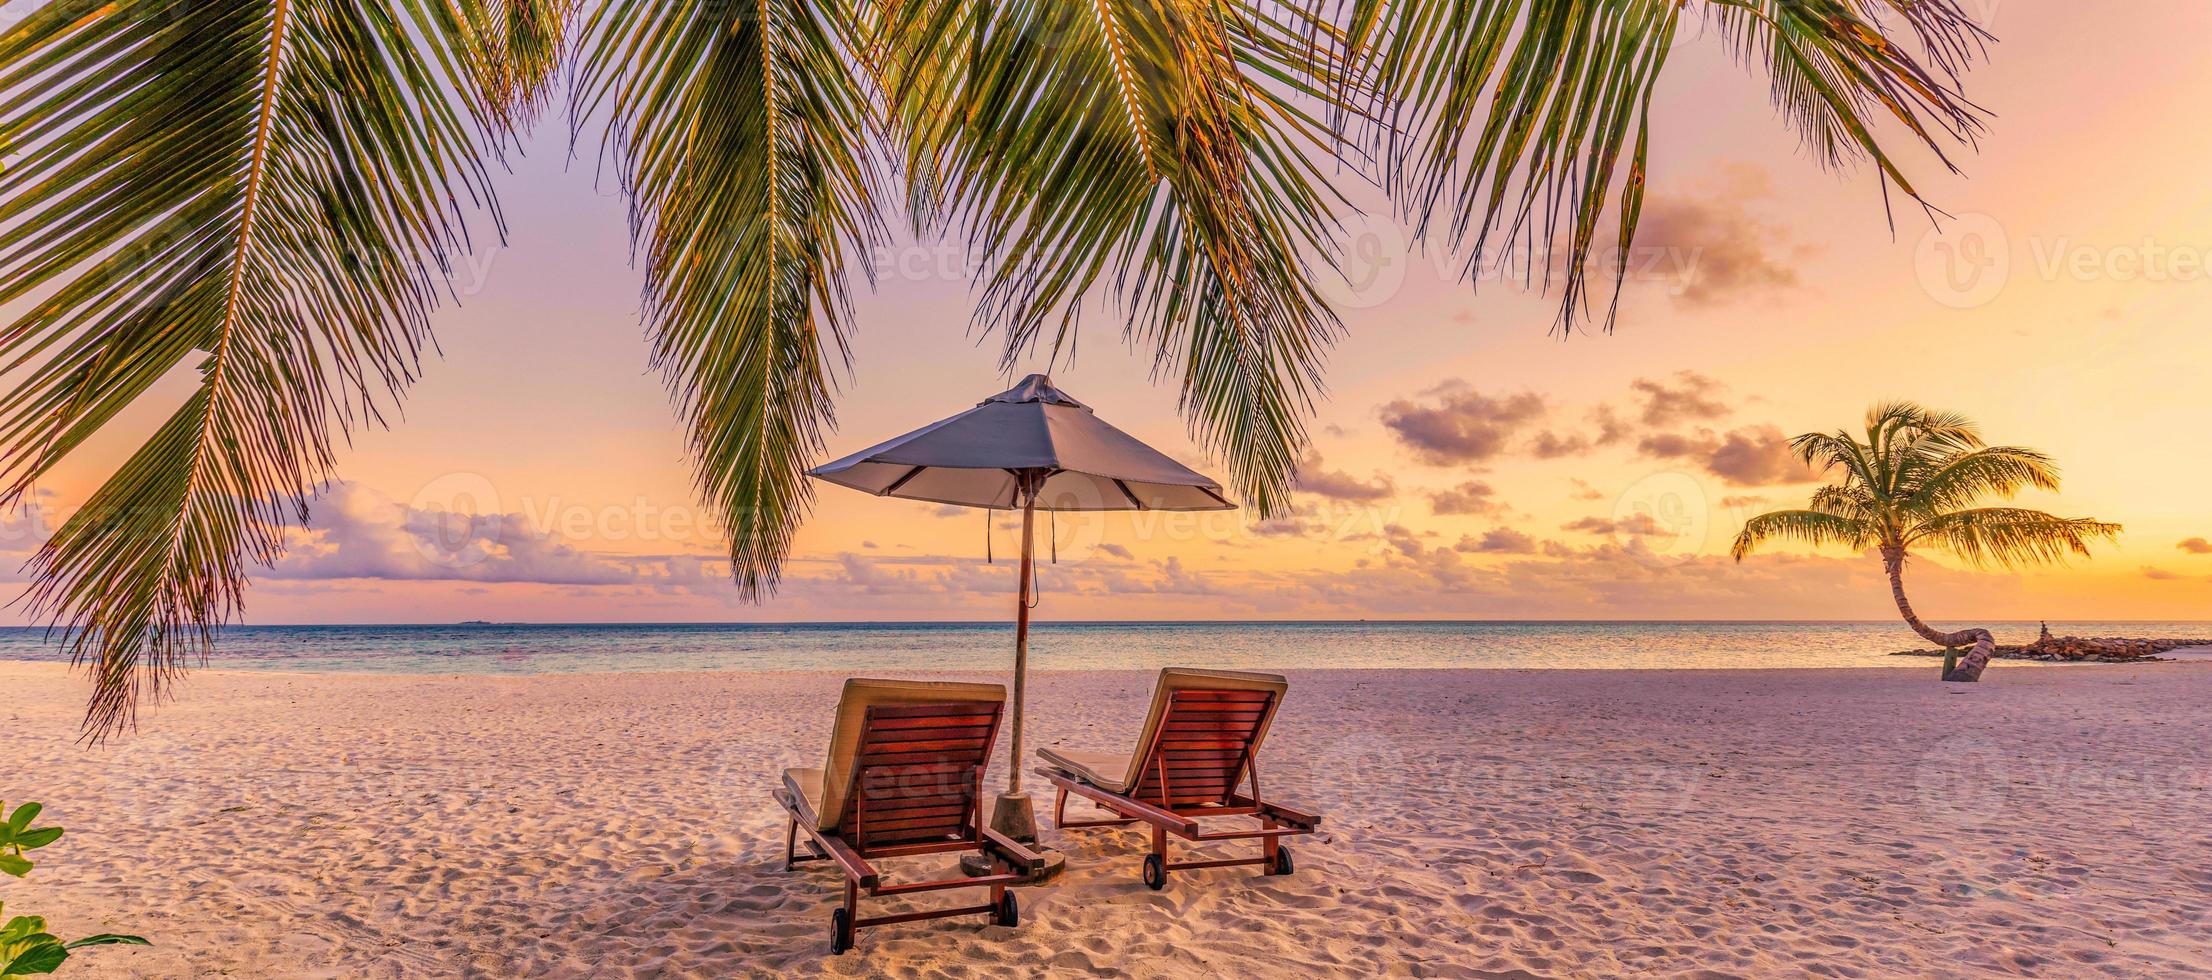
left=1350, top=0, right=1987, bottom=329
left=874, top=0, right=1347, bottom=516
left=0, top=0, right=542, bottom=736
left=574, top=0, right=886, bottom=596
left=1734, top=403, right=2118, bottom=682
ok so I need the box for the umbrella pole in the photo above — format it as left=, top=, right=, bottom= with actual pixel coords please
left=989, top=486, right=1042, bottom=843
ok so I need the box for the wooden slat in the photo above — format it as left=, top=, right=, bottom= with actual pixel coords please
left=1169, top=690, right=1272, bottom=702
left=864, top=813, right=973, bottom=835
left=866, top=802, right=971, bottom=823
left=1141, top=780, right=1234, bottom=797
left=860, top=736, right=990, bottom=754
left=861, top=750, right=990, bottom=769
left=866, top=702, right=1003, bottom=720
left=1157, top=738, right=1250, bottom=750
left=1167, top=752, right=1256, bottom=765
left=860, top=760, right=973, bottom=779
left=869, top=724, right=994, bottom=743
left=853, top=783, right=971, bottom=805
left=1164, top=721, right=1261, bottom=736
left=868, top=713, right=999, bottom=731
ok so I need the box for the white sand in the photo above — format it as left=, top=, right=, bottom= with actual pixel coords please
left=6, top=660, right=2211, bottom=978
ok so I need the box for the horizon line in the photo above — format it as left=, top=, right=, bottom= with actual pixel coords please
left=4, top=618, right=2207, bottom=630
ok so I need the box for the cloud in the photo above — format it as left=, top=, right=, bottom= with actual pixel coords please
left=1629, top=372, right=1733, bottom=427
left=1379, top=382, right=1548, bottom=465
left=1638, top=424, right=1811, bottom=487
left=2178, top=538, right=2212, bottom=555
left=1561, top=514, right=1664, bottom=536
left=1720, top=495, right=1770, bottom=510
left=1097, top=543, right=1134, bottom=560
left=1456, top=528, right=1538, bottom=554
left=930, top=504, right=968, bottom=518
left=1293, top=452, right=1395, bottom=502
left=1343, top=522, right=1433, bottom=559
left=1567, top=478, right=1606, bottom=502
left=1524, top=430, right=1591, bottom=459
left=1428, top=480, right=1504, bottom=517
left=1704, top=425, right=1811, bottom=486
left=2142, top=566, right=2183, bottom=581
left=267, top=483, right=711, bottom=588
left=1633, top=197, right=1799, bottom=307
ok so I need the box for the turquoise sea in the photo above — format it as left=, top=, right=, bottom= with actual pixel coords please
left=4, top=620, right=2208, bottom=675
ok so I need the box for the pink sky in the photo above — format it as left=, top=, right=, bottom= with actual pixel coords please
left=8, top=4, right=2212, bottom=625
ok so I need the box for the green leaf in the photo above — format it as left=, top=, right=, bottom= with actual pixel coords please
left=3, top=804, right=34, bottom=836
left=8, top=829, right=58, bottom=851
left=0, top=855, right=31, bottom=879
left=62, top=935, right=150, bottom=950
left=0, top=916, right=40, bottom=945
left=0, top=939, right=68, bottom=977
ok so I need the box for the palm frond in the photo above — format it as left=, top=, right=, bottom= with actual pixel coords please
left=463, top=0, right=578, bottom=131
left=0, top=0, right=516, bottom=737
left=874, top=0, right=1347, bottom=516
left=1908, top=507, right=2121, bottom=570
left=1905, top=445, right=2059, bottom=514
left=1703, top=1, right=1986, bottom=192
left=576, top=0, right=887, bottom=596
left=1350, top=0, right=1683, bottom=329
left=1349, top=0, right=1983, bottom=330
left=1730, top=508, right=1870, bottom=561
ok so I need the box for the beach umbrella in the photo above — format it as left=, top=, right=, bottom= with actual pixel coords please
left=808, top=374, right=1235, bottom=838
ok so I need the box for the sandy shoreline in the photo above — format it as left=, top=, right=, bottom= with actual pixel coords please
left=7, top=660, right=2210, bottom=977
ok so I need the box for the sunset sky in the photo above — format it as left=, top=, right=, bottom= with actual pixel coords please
left=7, top=4, right=2210, bottom=625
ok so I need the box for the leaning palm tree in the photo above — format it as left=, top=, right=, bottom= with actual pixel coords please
left=2, top=1, right=1994, bottom=736
left=1732, top=403, right=2119, bottom=682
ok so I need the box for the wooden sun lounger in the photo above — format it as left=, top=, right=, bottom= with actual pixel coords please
left=774, top=679, right=1044, bottom=955
left=1033, top=668, right=1320, bottom=890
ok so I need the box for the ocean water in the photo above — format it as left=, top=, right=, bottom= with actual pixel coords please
left=3, top=621, right=2208, bottom=675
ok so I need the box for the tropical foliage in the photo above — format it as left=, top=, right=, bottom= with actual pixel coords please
left=1, top=801, right=150, bottom=978
left=0, top=0, right=1992, bottom=734
left=1731, top=403, right=2120, bottom=681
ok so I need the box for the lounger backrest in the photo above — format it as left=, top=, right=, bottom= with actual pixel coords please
left=820, top=679, right=1006, bottom=839
left=1120, top=668, right=1288, bottom=806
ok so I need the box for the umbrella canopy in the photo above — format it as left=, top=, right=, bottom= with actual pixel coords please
left=809, top=374, right=1236, bottom=512
left=805, top=374, right=1235, bottom=844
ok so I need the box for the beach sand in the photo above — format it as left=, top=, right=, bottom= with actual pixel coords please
left=6, top=660, right=2210, bottom=978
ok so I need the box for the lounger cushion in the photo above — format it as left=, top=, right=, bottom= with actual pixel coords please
left=782, top=767, right=825, bottom=824
left=1040, top=668, right=1288, bottom=794
left=1036, top=747, right=1129, bottom=788
left=818, top=678, right=1006, bottom=832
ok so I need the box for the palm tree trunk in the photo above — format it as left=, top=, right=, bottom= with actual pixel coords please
left=1882, top=546, right=1995, bottom=682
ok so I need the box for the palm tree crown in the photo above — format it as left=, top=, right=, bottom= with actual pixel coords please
left=1732, top=402, right=2117, bottom=569
left=2, top=1, right=1993, bottom=734
left=1732, top=402, right=2119, bottom=681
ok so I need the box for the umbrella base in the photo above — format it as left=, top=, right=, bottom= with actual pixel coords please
left=988, top=792, right=1039, bottom=841
left=962, top=846, right=1067, bottom=884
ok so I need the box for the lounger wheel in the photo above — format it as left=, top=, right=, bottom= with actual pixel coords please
left=994, top=891, right=1019, bottom=927
left=829, top=907, right=854, bottom=955
left=1142, top=854, right=1167, bottom=890
left=1269, top=845, right=1295, bottom=876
